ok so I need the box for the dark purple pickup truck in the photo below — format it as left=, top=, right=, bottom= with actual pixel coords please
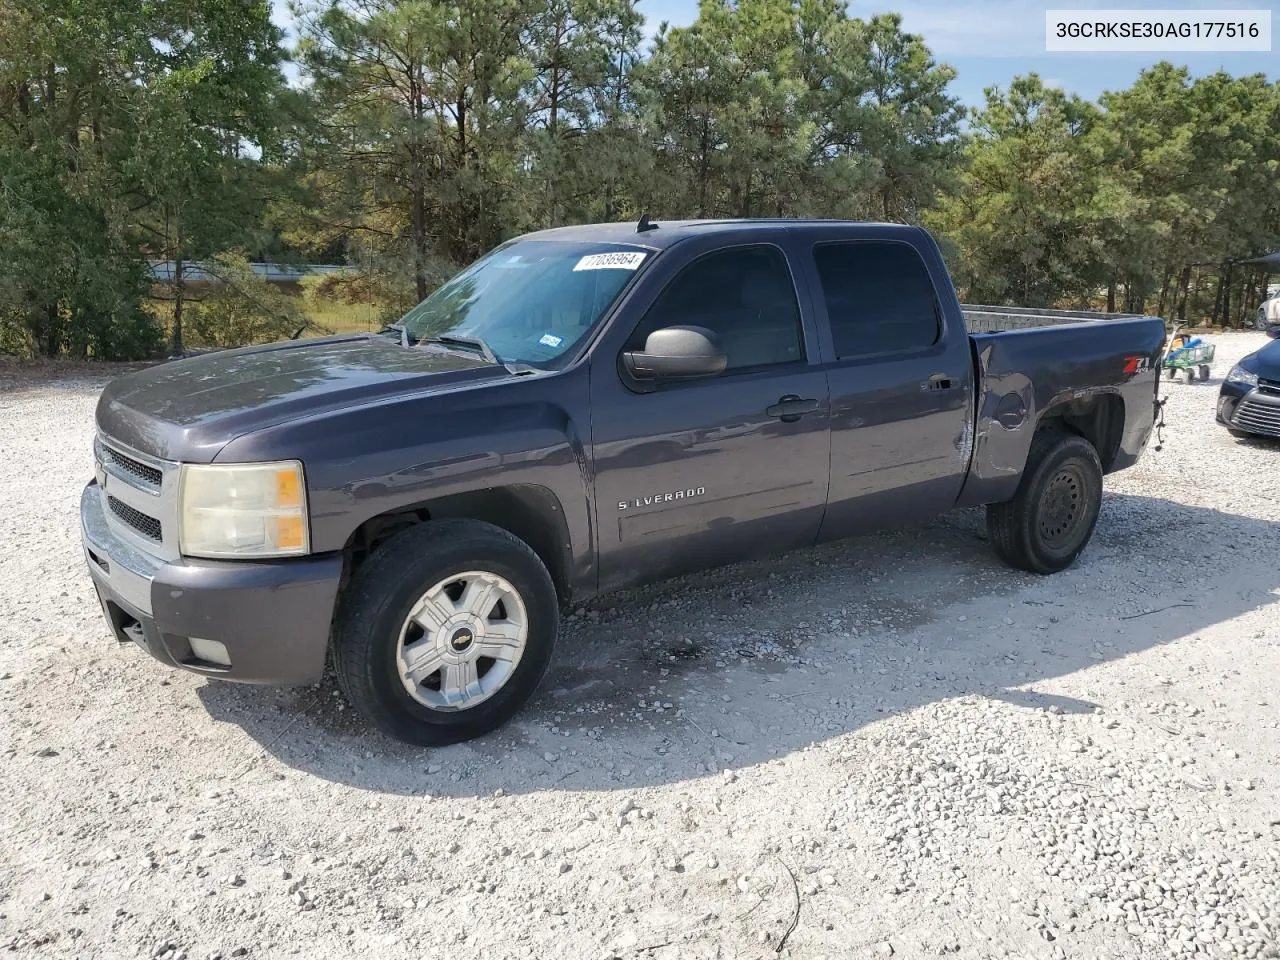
left=82, top=219, right=1166, bottom=744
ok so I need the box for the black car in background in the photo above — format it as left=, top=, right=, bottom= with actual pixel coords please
left=1219, top=334, right=1280, bottom=439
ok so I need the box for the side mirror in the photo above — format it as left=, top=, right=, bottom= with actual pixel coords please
left=621, top=325, right=727, bottom=381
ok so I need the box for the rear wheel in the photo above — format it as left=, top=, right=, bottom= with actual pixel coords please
left=333, top=519, right=558, bottom=746
left=986, top=430, right=1104, bottom=575
left=1199, top=364, right=1210, bottom=380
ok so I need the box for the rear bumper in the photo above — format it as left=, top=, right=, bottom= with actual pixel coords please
left=80, top=482, right=342, bottom=684
left=1217, top=383, right=1280, bottom=438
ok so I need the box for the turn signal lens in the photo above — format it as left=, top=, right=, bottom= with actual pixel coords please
left=271, top=514, right=306, bottom=552
left=276, top=469, right=302, bottom=509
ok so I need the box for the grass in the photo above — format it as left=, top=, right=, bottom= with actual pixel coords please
left=299, top=296, right=385, bottom=337
left=145, top=290, right=389, bottom=343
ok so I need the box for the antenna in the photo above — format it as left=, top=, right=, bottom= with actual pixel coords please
left=636, top=213, right=659, bottom=233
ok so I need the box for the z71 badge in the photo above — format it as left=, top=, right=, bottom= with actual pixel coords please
left=619, top=486, right=705, bottom=511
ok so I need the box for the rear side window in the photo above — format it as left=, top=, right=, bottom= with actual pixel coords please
left=628, top=246, right=804, bottom=371
left=813, top=242, right=941, bottom=358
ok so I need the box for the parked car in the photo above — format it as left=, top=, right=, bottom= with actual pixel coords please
left=1256, top=295, right=1280, bottom=338
left=81, top=219, right=1166, bottom=745
left=1218, top=336, right=1280, bottom=439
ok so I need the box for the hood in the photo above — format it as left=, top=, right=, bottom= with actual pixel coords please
left=96, top=335, right=507, bottom=462
left=1242, top=338, right=1280, bottom=378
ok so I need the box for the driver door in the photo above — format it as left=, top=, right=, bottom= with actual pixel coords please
left=589, top=243, right=831, bottom=593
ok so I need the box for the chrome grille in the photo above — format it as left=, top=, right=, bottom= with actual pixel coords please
left=103, top=446, right=163, bottom=488
left=108, top=496, right=163, bottom=541
left=94, top=434, right=181, bottom=560
left=1232, top=399, right=1280, bottom=438
left=1258, top=377, right=1280, bottom=397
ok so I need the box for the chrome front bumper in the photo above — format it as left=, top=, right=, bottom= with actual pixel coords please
left=81, top=482, right=161, bottom=615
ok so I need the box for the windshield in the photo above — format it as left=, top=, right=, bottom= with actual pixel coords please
left=397, top=240, right=650, bottom=366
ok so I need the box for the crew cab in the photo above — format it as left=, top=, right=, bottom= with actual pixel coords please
left=81, top=219, right=1167, bottom=744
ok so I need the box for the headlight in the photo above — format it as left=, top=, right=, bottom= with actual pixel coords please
left=1225, top=364, right=1258, bottom=387
left=178, top=461, right=309, bottom=558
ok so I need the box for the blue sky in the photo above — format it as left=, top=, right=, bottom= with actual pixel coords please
left=272, top=0, right=1277, bottom=107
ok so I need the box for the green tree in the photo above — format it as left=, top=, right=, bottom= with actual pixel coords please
left=127, top=0, right=286, bottom=355
left=0, top=0, right=285, bottom=357
left=522, top=0, right=643, bottom=226
left=929, top=75, right=1103, bottom=307
left=803, top=11, right=964, bottom=221
left=636, top=0, right=962, bottom=223
left=638, top=0, right=816, bottom=218
left=1091, top=66, right=1280, bottom=322
left=0, top=0, right=157, bottom=357
left=292, top=0, right=532, bottom=301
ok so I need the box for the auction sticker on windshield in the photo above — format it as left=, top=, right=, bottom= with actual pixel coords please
left=573, top=252, right=647, bottom=271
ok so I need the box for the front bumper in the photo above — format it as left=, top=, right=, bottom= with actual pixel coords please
left=1217, top=382, right=1280, bottom=439
left=81, top=482, right=343, bottom=684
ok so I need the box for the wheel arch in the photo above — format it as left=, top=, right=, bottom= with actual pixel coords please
left=339, top=484, right=576, bottom=609
left=1035, top=390, right=1125, bottom=473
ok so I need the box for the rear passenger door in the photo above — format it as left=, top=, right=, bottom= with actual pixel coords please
left=803, top=235, right=974, bottom=538
left=589, top=241, right=830, bottom=592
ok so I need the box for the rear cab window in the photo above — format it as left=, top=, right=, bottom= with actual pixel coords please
left=812, top=241, right=942, bottom=358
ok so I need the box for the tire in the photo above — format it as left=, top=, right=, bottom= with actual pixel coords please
left=1184, top=367, right=1196, bottom=382
left=986, top=430, right=1104, bottom=575
left=1165, top=368, right=1176, bottom=380
left=1199, top=364, right=1210, bottom=380
left=333, top=519, right=558, bottom=746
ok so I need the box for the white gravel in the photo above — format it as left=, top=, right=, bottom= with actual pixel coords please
left=2, top=332, right=1279, bottom=960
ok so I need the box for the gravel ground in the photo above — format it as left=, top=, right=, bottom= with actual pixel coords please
left=2, top=332, right=1278, bottom=960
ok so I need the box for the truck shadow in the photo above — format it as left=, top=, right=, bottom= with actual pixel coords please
left=196, top=493, right=1279, bottom=797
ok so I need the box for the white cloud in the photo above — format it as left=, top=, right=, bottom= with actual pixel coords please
left=861, top=1, right=1040, bottom=57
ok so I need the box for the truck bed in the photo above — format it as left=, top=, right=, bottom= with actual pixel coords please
left=957, top=307, right=1168, bottom=510
left=962, top=304, right=1150, bottom=334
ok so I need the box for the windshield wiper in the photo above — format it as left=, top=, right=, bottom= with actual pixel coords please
left=422, top=334, right=499, bottom=365
left=389, top=329, right=536, bottom=374
left=380, top=322, right=419, bottom=347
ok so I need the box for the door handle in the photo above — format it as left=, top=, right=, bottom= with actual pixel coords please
left=766, top=395, right=820, bottom=422
left=924, top=373, right=954, bottom=391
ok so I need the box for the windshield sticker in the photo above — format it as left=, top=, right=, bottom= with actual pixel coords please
left=538, top=333, right=564, bottom=348
left=573, top=252, right=647, bottom=272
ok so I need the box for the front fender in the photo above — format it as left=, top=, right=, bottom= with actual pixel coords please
left=215, top=372, right=596, bottom=595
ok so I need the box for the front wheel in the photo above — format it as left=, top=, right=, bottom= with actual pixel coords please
left=986, top=430, right=1104, bottom=575
left=333, top=519, right=558, bottom=746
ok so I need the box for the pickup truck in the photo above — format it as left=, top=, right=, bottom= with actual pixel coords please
left=81, top=219, right=1166, bottom=745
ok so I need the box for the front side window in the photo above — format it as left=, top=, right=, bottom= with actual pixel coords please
left=814, top=242, right=941, bottom=358
left=627, top=246, right=804, bottom=371
left=397, top=240, right=648, bottom=366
